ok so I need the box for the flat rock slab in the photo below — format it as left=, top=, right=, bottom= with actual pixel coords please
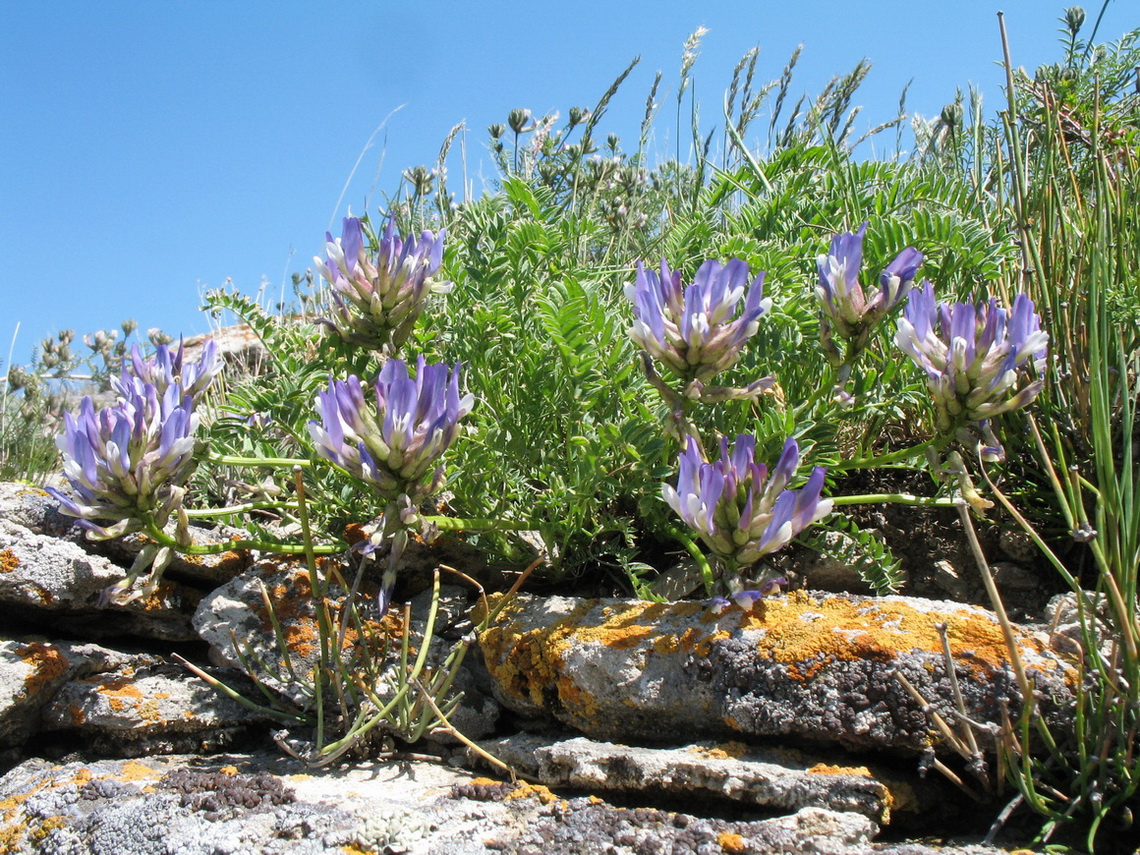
left=0, top=515, right=199, bottom=641
left=0, top=639, right=166, bottom=751
left=477, top=592, right=1076, bottom=753
left=0, top=752, right=1008, bottom=855
left=476, top=733, right=954, bottom=827
left=41, top=663, right=275, bottom=756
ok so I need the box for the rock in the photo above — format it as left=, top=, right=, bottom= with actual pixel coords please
left=0, top=752, right=1009, bottom=855
left=194, top=561, right=501, bottom=741
left=1, top=479, right=253, bottom=589
left=0, top=483, right=83, bottom=540
left=192, top=558, right=404, bottom=707
left=0, top=639, right=71, bottom=750
left=0, top=514, right=200, bottom=642
left=474, top=733, right=953, bottom=827
left=477, top=592, right=1076, bottom=754
left=0, top=638, right=174, bottom=756
left=1046, top=590, right=1114, bottom=661
left=792, top=531, right=878, bottom=594
left=41, top=663, right=275, bottom=757
left=505, top=798, right=1002, bottom=855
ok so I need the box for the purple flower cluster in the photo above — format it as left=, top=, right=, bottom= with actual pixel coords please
left=47, top=341, right=219, bottom=540
left=315, top=215, right=451, bottom=350
left=626, top=258, right=771, bottom=385
left=663, top=435, right=833, bottom=573
left=308, top=356, right=473, bottom=502
left=817, top=223, right=922, bottom=367
left=895, top=282, right=1048, bottom=459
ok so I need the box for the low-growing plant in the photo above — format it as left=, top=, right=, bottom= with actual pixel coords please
left=15, top=7, right=1140, bottom=846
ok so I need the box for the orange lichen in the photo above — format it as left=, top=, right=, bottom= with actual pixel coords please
left=745, top=591, right=1055, bottom=682
left=502, top=782, right=558, bottom=804
left=257, top=565, right=402, bottom=665
left=15, top=642, right=68, bottom=698
left=808, top=763, right=872, bottom=777
left=0, top=549, right=18, bottom=574
left=716, top=831, right=747, bottom=853
left=116, top=761, right=156, bottom=782
left=689, top=741, right=750, bottom=760
left=93, top=675, right=144, bottom=699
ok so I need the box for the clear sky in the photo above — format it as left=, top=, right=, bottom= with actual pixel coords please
left=2, top=1, right=1133, bottom=362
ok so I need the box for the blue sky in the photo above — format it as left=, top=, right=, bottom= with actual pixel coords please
left=2, top=1, right=1133, bottom=362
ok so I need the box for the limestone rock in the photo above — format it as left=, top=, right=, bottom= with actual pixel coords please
left=0, top=516, right=200, bottom=641
left=0, top=483, right=83, bottom=540
left=0, top=753, right=1009, bottom=855
left=0, top=639, right=169, bottom=752
left=477, top=592, right=1076, bottom=754
left=41, top=663, right=275, bottom=757
left=192, top=558, right=402, bottom=707
left=194, top=561, right=500, bottom=740
left=0, top=639, right=71, bottom=750
left=1, top=480, right=253, bottom=589
left=475, top=733, right=953, bottom=826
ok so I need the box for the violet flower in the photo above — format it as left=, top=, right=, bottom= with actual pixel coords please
left=308, top=356, right=473, bottom=503
left=817, top=223, right=922, bottom=367
left=120, top=339, right=220, bottom=402
left=663, top=435, right=833, bottom=576
left=626, top=258, right=771, bottom=385
left=895, top=282, right=1048, bottom=460
left=46, top=342, right=218, bottom=540
left=315, top=215, right=451, bottom=350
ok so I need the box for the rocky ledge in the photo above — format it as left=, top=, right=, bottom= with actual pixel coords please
left=0, top=481, right=1082, bottom=851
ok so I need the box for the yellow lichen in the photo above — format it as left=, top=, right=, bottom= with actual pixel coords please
left=116, top=761, right=156, bottom=782
left=502, top=782, right=558, bottom=804
left=807, top=763, right=872, bottom=777
left=689, top=741, right=750, bottom=760
left=716, top=831, right=746, bottom=853
left=15, top=642, right=68, bottom=698
left=0, top=550, right=19, bottom=574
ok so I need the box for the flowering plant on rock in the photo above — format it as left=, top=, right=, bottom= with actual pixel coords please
left=46, top=340, right=219, bottom=600
left=663, top=434, right=833, bottom=592
left=816, top=222, right=923, bottom=374
left=315, top=215, right=451, bottom=351
left=895, top=282, right=1048, bottom=461
left=309, top=356, right=473, bottom=612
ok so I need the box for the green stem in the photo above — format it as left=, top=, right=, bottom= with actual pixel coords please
left=830, top=492, right=956, bottom=508
left=145, top=522, right=342, bottom=556
left=831, top=437, right=942, bottom=471
left=665, top=525, right=714, bottom=595
left=294, top=465, right=333, bottom=752
left=423, top=515, right=539, bottom=533
left=208, top=453, right=311, bottom=468
left=183, top=500, right=299, bottom=518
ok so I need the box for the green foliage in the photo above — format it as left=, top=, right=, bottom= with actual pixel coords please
left=797, top=513, right=905, bottom=596
left=18, top=11, right=1140, bottom=838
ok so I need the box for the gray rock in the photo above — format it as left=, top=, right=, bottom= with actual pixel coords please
left=194, top=561, right=500, bottom=741
left=0, top=480, right=253, bottom=589
left=0, top=753, right=1009, bottom=855
left=0, top=515, right=199, bottom=641
left=192, top=558, right=379, bottom=707
left=0, top=638, right=165, bottom=750
left=0, top=638, right=71, bottom=748
left=474, top=733, right=952, bottom=827
left=477, top=592, right=1076, bottom=754
left=0, top=483, right=83, bottom=539
left=41, top=663, right=275, bottom=757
